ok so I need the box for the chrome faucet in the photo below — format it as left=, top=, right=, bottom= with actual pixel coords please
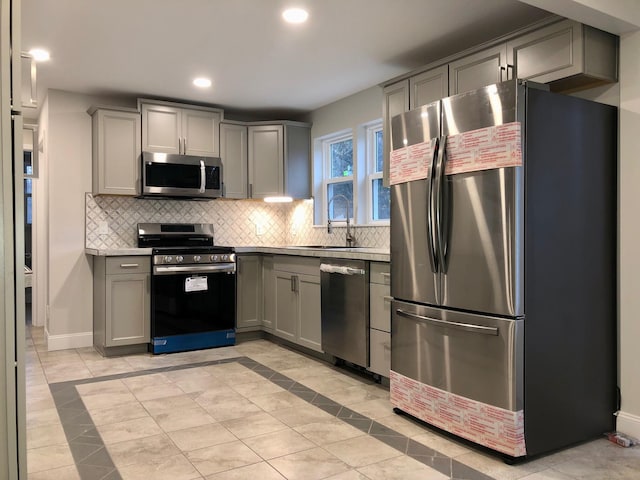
left=327, top=194, right=355, bottom=247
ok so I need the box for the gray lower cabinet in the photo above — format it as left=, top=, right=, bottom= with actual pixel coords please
left=236, top=255, right=262, bottom=331
left=368, top=262, right=391, bottom=377
left=93, top=256, right=150, bottom=355
left=262, top=256, right=275, bottom=332
left=272, top=256, right=322, bottom=352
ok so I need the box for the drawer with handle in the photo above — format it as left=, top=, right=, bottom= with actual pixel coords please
left=106, top=256, right=151, bottom=275
left=370, top=261, right=390, bottom=285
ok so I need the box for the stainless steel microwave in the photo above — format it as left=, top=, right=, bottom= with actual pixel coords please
left=141, top=152, right=223, bottom=199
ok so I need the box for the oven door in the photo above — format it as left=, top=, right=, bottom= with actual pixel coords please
left=151, top=263, right=236, bottom=353
left=142, top=152, right=222, bottom=199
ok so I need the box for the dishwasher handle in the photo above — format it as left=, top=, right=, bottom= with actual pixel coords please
left=320, top=264, right=365, bottom=275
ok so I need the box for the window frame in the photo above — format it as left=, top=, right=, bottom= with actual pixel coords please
left=321, top=131, right=354, bottom=225
left=365, top=121, right=389, bottom=225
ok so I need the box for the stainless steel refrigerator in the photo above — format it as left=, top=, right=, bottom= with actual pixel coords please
left=390, top=79, right=617, bottom=459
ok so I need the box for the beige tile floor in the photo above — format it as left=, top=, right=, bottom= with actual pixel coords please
left=25, top=325, right=640, bottom=480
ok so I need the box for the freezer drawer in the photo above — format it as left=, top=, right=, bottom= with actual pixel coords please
left=391, top=300, right=523, bottom=411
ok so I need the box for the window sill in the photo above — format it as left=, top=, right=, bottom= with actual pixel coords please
left=312, top=222, right=389, bottom=228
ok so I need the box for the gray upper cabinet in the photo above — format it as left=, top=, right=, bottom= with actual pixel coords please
left=449, top=44, right=508, bottom=96
left=382, top=80, right=410, bottom=186
left=247, top=122, right=311, bottom=199
left=89, top=106, right=141, bottom=196
left=507, top=19, right=618, bottom=92
left=220, top=122, right=248, bottom=198
left=248, top=124, right=284, bottom=198
left=409, top=65, right=449, bottom=109
left=383, top=65, right=449, bottom=185
left=382, top=18, right=619, bottom=186
left=141, top=101, right=222, bottom=157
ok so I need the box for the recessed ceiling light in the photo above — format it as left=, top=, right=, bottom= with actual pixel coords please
left=282, top=8, right=308, bottom=24
left=193, top=77, right=212, bottom=88
left=28, top=48, right=50, bottom=62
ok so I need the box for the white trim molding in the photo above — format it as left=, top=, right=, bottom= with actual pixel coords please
left=616, top=411, right=640, bottom=440
left=45, top=330, right=93, bottom=351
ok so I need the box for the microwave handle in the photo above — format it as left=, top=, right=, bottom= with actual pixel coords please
left=199, top=159, right=206, bottom=193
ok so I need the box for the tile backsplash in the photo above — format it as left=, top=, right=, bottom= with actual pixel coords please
left=85, top=194, right=389, bottom=250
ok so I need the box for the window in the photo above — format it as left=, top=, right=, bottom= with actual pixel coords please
left=367, top=122, right=390, bottom=223
left=323, top=133, right=353, bottom=222
left=314, top=121, right=390, bottom=227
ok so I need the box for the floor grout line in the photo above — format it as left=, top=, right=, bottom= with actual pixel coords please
left=45, top=354, right=492, bottom=480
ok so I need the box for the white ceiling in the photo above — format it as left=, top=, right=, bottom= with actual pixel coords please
left=22, top=0, right=554, bottom=118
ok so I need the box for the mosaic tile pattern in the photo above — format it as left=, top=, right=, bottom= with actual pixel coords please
left=286, top=200, right=390, bottom=249
left=85, top=194, right=390, bottom=250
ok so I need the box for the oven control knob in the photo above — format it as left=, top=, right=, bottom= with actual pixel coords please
left=176, top=255, right=184, bottom=263
left=213, top=255, right=219, bottom=261
left=164, top=256, right=173, bottom=263
left=222, top=254, right=228, bottom=261
left=193, top=255, right=201, bottom=262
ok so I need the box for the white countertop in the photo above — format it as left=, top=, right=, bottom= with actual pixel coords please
left=86, top=246, right=390, bottom=262
left=85, top=247, right=153, bottom=256
left=235, top=246, right=390, bottom=262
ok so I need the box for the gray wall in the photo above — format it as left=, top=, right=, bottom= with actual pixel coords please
left=38, top=90, right=135, bottom=348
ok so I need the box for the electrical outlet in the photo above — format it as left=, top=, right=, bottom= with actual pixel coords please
left=256, top=224, right=265, bottom=236
left=98, top=221, right=109, bottom=235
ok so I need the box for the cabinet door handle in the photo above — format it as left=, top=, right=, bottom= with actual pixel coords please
left=249, top=183, right=253, bottom=198
left=184, top=137, right=187, bottom=154
left=290, top=276, right=295, bottom=292
left=120, top=263, right=139, bottom=268
left=383, top=296, right=393, bottom=302
left=380, top=272, right=390, bottom=277
left=498, top=64, right=507, bottom=82
left=506, top=64, right=514, bottom=80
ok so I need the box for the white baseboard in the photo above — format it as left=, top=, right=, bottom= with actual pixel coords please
left=45, top=330, right=93, bottom=351
left=616, top=411, right=640, bottom=439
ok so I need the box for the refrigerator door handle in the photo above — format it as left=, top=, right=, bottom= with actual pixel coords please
left=435, top=135, right=450, bottom=273
left=396, top=309, right=499, bottom=336
left=427, top=137, right=440, bottom=273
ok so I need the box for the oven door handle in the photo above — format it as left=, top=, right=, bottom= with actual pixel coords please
left=153, top=263, right=236, bottom=275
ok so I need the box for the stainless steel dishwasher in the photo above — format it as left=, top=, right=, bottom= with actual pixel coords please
left=320, top=259, right=369, bottom=367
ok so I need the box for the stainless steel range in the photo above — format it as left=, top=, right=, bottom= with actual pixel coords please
left=137, top=223, right=236, bottom=354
